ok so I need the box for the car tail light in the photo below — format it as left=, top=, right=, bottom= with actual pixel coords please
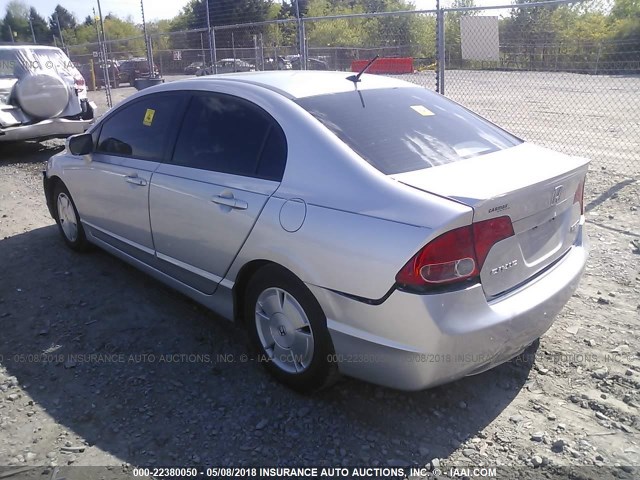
left=473, top=217, right=515, bottom=269
left=396, top=216, right=514, bottom=289
left=574, top=178, right=585, bottom=215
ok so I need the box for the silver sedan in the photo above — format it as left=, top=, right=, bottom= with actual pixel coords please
left=43, top=71, right=589, bottom=392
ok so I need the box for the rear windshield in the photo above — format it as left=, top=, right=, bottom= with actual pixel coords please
left=0, top=47, right=76, bottom=79
left=296, top=87, right=522, bottom=174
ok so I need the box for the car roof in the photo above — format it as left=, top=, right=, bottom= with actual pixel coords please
left=167, top=71, right=416, bottom=100
left=0, top=45, right=64, bottom=51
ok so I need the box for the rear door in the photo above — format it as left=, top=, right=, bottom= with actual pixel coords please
left=149, top=91, right=287, bottom=294
left=66, top=92, right=186, bottom=260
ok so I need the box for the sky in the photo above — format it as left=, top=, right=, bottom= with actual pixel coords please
left=9, top=0, right=506, bottom=24
left=9, top=0, right=193, bottom=23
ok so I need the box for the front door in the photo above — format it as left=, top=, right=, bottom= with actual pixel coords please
left=67, top=92, right=186, bottom=259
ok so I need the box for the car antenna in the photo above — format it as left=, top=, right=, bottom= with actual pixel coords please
left=346, top=55, right=380, bottom=84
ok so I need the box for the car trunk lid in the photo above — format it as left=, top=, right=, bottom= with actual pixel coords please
left=392, top=142, right=589, bottom=298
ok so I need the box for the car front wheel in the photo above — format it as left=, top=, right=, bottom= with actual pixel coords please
left=245, top=265, right=338, bottom=392
left=53, top=183, right=90, bottom=252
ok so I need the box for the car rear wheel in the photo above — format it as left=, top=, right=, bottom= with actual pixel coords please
left=245, top=265, right=338, bottom=393
left=53, top=183, right=90, bottom=252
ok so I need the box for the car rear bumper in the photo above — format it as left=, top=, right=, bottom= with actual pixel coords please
left=309, top=223, right=588, bottom=391
left=0, top=117, right=94, bottom=142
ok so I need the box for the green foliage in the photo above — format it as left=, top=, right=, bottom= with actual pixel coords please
left=2, top=1, right=29, bottom=42
left=304, top=0, right=435, bottom=58
left=611, top=0, right=640, bottom=19
left=29, top=7, right=51, bottom=44
left=49, top=5, right=76, bottom=32
left=72, top=15, right=145, bottom=57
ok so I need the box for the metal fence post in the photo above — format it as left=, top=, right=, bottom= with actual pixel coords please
left=295, top=0, right=306, bottom=70
left=96, top=0, right=112, bottom=108
left=211, top=27, right=217, bottom=73
left=436, top=5, right=445, bottom=94
left=205, top=0, right=215, bottom=69
left=301, top=20, right=307, bottom=69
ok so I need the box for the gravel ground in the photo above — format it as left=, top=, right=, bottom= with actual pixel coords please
left=443, top=70, right=640, bottom=176
left=0, top=77, right=639, bottom=479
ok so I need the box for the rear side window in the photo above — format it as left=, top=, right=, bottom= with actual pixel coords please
left=0, top=49, right=26, bottom=78
left=171, top=92, right=287, bottom=180
left=96, top=94, right=182, bottom=161
left=296, top=87, right=521, bottom=175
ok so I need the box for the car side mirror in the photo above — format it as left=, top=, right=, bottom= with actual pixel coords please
left=68, top=133, right=94, bottom=156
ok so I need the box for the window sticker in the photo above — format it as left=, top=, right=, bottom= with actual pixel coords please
left=143, top=108, right=156, bottom=126
left=410, top=105, right=435, bottom=117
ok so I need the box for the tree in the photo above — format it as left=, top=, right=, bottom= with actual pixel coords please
left=29, top=7, right=51, bottom=44
left=607, top=0, right=640, bottom=65
left=611, top=0, right=640, bottom=19
left=1, top=1, right=30, bottom=42
left=49, top=5, right=77, bottom=32
left=280, top=0, right=310, bottom=17
left=443, top=0, right=476, bottom=67
left=500, top=0, right=560, bottom=69
left=171, top=0, right=271, bottom=30
left=72, top=14, right=145, bottom=57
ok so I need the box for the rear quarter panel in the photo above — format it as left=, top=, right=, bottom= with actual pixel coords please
left=227, top=197, right=440, bottom=300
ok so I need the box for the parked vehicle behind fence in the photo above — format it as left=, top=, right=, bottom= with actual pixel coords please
left=195, top=59, right=256, bottom=76
left=0, top=45, right=96, bottom=143
left=184, top=62, right=204, bottom=75
left=118, top=58, right=159, bottom=86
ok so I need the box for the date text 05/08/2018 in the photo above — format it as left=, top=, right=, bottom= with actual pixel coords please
left=131, top=466, right=498, bottom=478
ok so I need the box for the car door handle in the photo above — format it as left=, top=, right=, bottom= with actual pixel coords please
left=125, top=175, right=147, bottom=186
left=211, top=195, right=248, bottom=210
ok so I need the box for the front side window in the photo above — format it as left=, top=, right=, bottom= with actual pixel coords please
left=96, top=94, right=182, bottom=161
left=296, top=87, right=522, bottom=175
left=172, top=92, right=287, bottom=180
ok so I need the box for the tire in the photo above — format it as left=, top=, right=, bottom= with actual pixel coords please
left=52, top=182, right=90, bottom=252
left=245, top=265, right=339, bottom=393
left=15, top=74, right=69, bottom=119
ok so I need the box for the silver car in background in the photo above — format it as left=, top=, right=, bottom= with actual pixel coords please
left=195, top=59, right=256, bottom=76
left=43, top=71, right=589, bottom=392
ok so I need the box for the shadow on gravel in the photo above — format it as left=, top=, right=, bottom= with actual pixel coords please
left=0, top=225, right=536, bottom=467
left=585, top=177, right=637, bottom=214
left=0, top=141, right=65, bottom=166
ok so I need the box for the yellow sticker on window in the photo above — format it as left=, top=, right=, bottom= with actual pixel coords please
left=143, top=108, right=155, bottom=126
left=411, top=105, right=435, bottom=116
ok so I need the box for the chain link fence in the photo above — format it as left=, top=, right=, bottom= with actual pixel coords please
left=66, top=0, right=639, bottom=179
left=441, top=0, right=639, bottom=175
left=304, top=9, right=437, bottom=87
